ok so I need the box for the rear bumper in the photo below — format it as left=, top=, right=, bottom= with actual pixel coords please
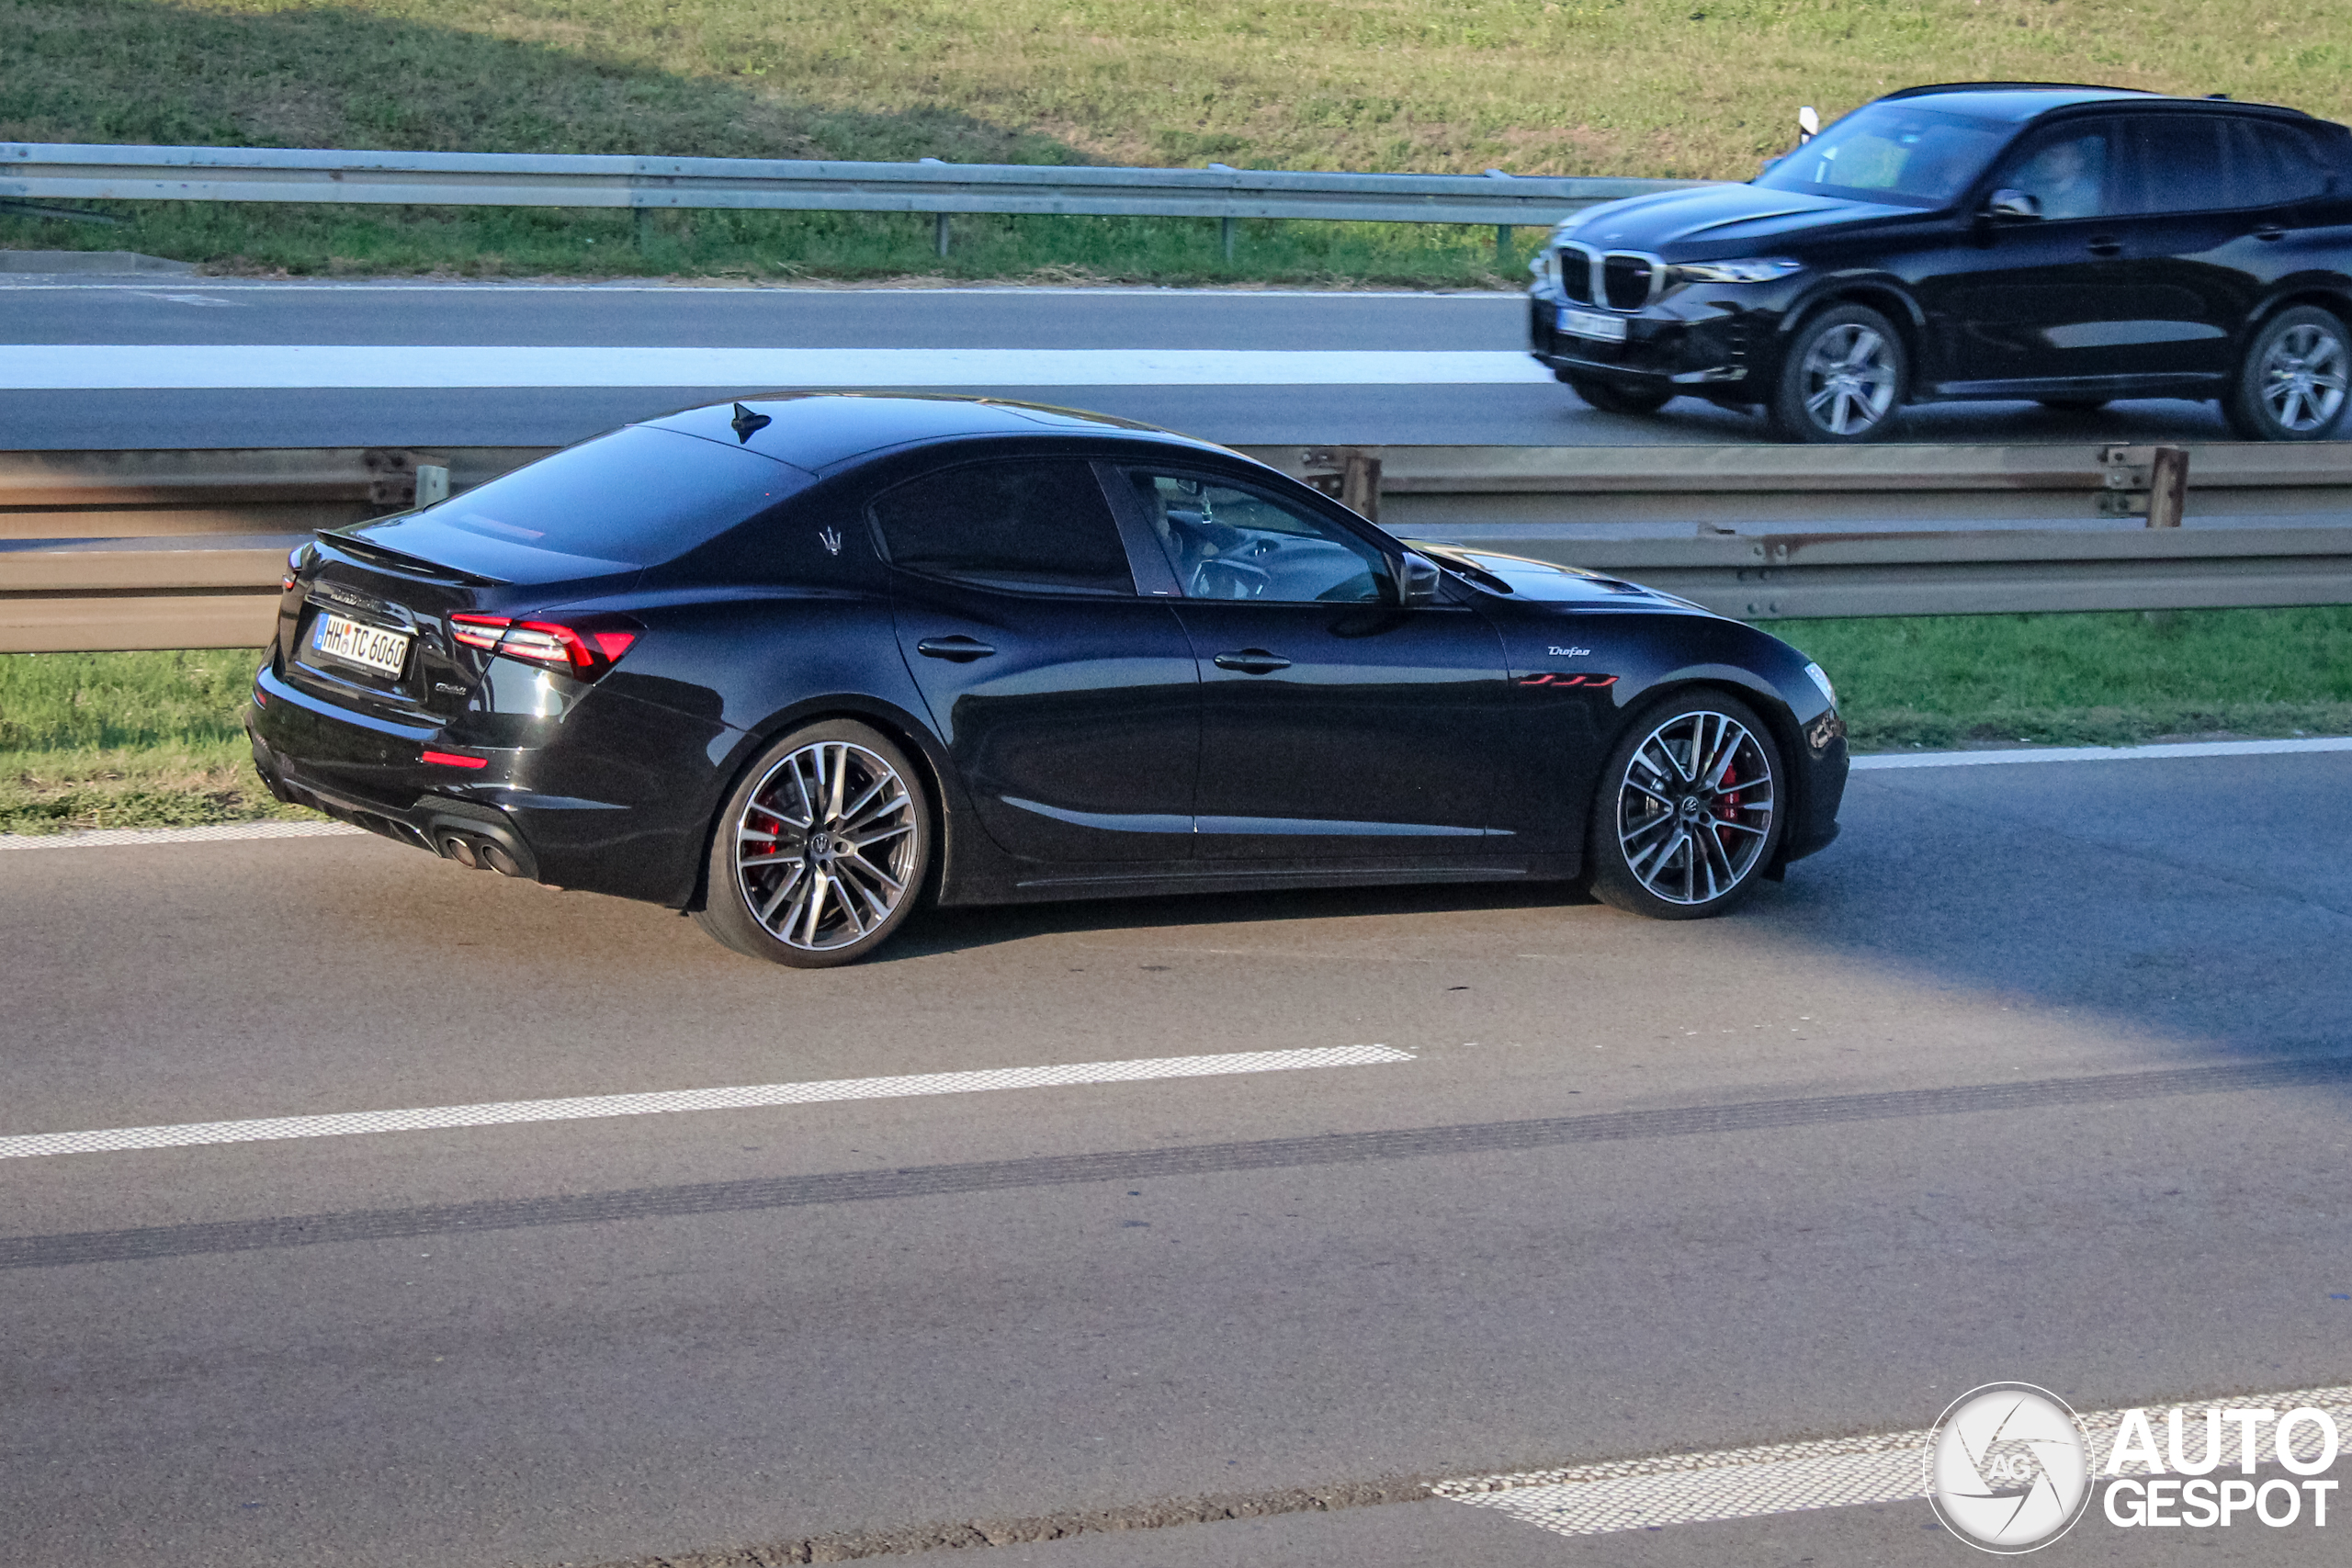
left=246, top=661, right=721, bottom=908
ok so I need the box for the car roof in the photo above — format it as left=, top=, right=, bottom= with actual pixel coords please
left=1876, top=83, right=2312, bottom=123
left=638, top=392, right=1230, bottom=473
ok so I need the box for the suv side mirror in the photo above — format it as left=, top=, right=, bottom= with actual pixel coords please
left=1986, top=188, right=2041, bottom=220
left=1395, top=550, right=1442, bottom=607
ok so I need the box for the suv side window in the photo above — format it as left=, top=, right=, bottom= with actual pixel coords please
left=1993, top=122, right=2116, bottom=220
left=2231, top=119, right=2331, bottom=208
left=869, top=459, right=1136, bottom=594
left=1119, top=469, right=1390, bottom=604
left=2119, top=115, right=2234, bottom=214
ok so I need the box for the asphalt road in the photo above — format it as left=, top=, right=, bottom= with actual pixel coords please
left=0, top=277, right=2250, bottom=450
left=5, top=749, right=2350, bottom=1568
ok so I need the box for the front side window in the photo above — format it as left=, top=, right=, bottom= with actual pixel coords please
left=870, top=459, right=1135, bottom=594
left=1753, top=104, right=2009, bottom=208
left=1995, top=125, right=2115, bottom=220
left=1121, top=470, right=1389, bottom=604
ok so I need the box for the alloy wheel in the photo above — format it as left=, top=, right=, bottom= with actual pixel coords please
left=2259, top=323, right=2348, bottom=434
left=1800, top=323, right=1899, bottom=436
left=733, top=739, right=920, bottom=952
left=1615, top=709, right=1777, bottom=907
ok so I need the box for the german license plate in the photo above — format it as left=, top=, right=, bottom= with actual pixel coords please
left=311, top=613, right=410, bottom=676
left=1559, top=307, right=1628, bottom=343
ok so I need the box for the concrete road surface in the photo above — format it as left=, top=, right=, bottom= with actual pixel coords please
left=3, top=747, right=2349, bottom=1567
left=0, top=277, right=2252, bottom=451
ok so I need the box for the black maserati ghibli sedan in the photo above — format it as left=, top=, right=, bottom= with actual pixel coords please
left=248, top=396, right=1847, bottom=966
left=1529, top=83, right=2352, bottom=442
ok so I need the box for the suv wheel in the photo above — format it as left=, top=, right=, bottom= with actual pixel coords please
left=1566, top=375, right=1675, bottom=416
left=1769, top=303, right=1907, bottom=443
left=2225, top=306, right=2351, bottom=441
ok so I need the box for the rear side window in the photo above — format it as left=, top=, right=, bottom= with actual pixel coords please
left=2232, top=119, right=2332, bottom=208
left=2120, top=116, right=2233, bottom=214
left=870, top=459, right=1136, bottom=594
left=356, top=425, right=810, bottom=570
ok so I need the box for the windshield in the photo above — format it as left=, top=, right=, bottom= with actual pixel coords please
left=347, top=426, right=814, bottom=572
left=1755, top=103, right=2009, bottom=208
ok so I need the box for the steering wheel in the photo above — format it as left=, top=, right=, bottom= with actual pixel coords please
left=1190, top=556, right=1272, bottom=600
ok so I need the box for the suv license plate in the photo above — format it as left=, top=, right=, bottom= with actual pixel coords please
left=1560, top=307, right=1628, bottom=343
left=311, top=613, right=411, bottom=676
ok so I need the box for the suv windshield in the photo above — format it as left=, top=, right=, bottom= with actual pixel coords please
left=1755, top=103, right=2010, bottom=208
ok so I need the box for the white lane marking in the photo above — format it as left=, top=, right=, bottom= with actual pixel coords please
left=8, top=737, right=2343, bottom=852
left=0, top=820, right=367, bottom=851
left=0, top=344, right=1555, bottom=389
left=1435, top=1382, right=2352, bottom=1538
left=0, top=282, right=1512, bottom=299
left=0, top=1044, right=1414, bottom=1159
left=1852, top=736, right=2352, bottom=771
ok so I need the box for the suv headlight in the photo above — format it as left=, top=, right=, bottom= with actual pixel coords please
left=1803, top=660, right=1838, bottom=709
left=1671, top=256, right=1804, bottom=285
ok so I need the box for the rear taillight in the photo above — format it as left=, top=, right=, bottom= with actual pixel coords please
left=448, top=614, right=639, bottom=679
left=281, top=547, right=303, bottom=593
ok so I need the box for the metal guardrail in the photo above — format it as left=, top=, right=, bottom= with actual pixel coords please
left=5, top=442, right=2351, bottom=652
left=0, top=142, right=1704, bottom=256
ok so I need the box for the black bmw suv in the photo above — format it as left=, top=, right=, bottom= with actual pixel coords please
left=1527, top=84, right=2352, bottom=441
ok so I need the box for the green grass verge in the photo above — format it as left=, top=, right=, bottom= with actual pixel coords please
left=6, top=0, right=2348, bottom=283
left=6, top=607, right=2348, bottom=835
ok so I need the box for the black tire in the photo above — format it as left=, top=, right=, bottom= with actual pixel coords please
left=2036, top=398, right=2109, bottom=413
left=2224, top=305, right=2352, bottom=441
left=1768, top=302, right=1908, bottom=443
left=693, top=718, right=933, bottom=968
left=1588, top=692, right=1786, bottom=921
left=1566, top=375, right=1676, bottom=416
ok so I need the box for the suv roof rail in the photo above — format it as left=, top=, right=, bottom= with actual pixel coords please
left=1878, top=82, right=2156, bottom=100
left=1875, top=82, right=2313, bottom=118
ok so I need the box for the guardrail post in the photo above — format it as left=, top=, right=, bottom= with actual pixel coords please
left=2147, top=446, right=2188, bottom=528
left=415, top=466, right=450, bottom=507
left=1302, top=446, right=1383, bottom=523
left=1495, top=225, right=1511, bottom=265
left=934, top=212, right=951, bottom=258
left=633, top=208, right=654, bottom=254
left=1221, top=216, right=1236, bottom=263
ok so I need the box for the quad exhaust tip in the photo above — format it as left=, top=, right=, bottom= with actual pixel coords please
left=438, top=833, right=523, bottom=876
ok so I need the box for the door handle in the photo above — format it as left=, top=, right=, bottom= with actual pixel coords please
left=2254, top=225, right=2287, bottom=242
left=2086, top=236, right=2123, bottom=258
left=916, top=636, right=996, bottom=661
left=1213, top=649, right=1292, bottom=674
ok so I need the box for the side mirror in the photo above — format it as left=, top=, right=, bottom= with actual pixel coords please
left=1986, top=188, right=2041, bottom=220
left=1395, top=550, right=1442, bottom=608
left=1797, top=106, right=1821, bottom=144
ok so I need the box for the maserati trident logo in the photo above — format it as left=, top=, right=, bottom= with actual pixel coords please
left=1928, top=1383, right=2093, bottom=1553
left=818, top=526, right=842, bottom=557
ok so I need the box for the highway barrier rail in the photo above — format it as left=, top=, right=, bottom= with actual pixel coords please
left=4, top=441, right=2350, bottom=652
left=0, top=142, right=1702, bottom=256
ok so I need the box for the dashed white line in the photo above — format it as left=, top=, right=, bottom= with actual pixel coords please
left=1434, top=1382, right=2352, bottom=1538
left=0, top=1044, right=1414, bottom=1159
left=1851, top=736, right=2352, bottom=770
left=0, top=344, right=1554, bottom=389
left=5, top=739, right=2336, bottom=854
